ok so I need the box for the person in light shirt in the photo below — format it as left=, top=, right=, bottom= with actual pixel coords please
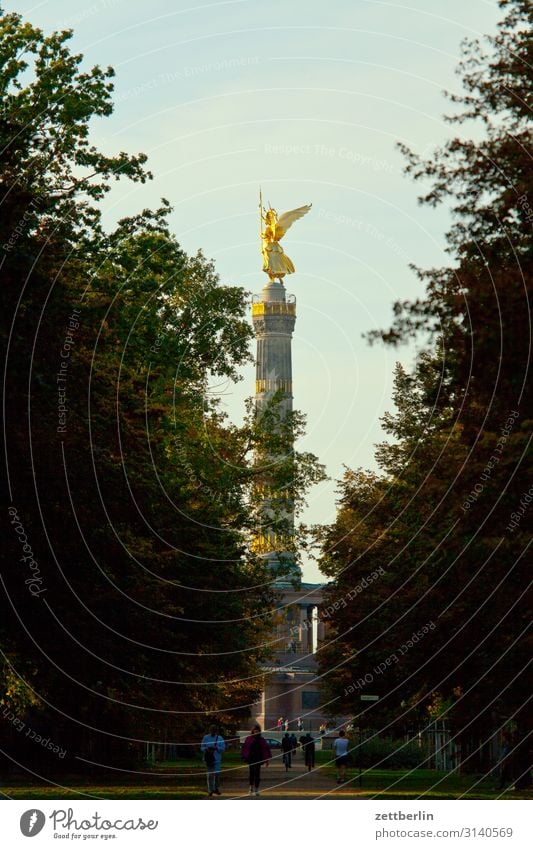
left=333, top=729, right=349, bottom=785
left=200, top=725, right=226, bottom=797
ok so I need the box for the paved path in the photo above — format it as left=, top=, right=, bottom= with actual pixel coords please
left=220, top=753, right=359, bottom=800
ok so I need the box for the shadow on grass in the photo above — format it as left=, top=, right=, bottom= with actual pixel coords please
left=2, top=758, right=530, bottom=800
left=321, top=766, right=530, bottom=799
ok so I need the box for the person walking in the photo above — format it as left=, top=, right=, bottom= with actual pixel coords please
left=512, top=730, right=532, bottom=790
left=302, top=733, right=315, bottom=772
left=277, top=716, right=283, bottom=730
left=281, top=732, right=292, bottom=772
left=284, top=718, right=289, bottom=732
left=242, top=724, right=272, bottom=797
left=333, top=729, right=349, bottom=785
left=200, top=725, right=225, bottom=797
left=289, top=732, right=298, bottom=760
left=297, top=717, right=303, bottom=732
left=497, top=735, right=513, bottom=790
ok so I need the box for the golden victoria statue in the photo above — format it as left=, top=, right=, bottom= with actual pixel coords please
left=259, top=192, right=312, bottom=282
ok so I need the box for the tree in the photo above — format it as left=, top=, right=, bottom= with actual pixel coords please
left=1, top=9, right=324, bottom=771
left=318, top=0, right=532, bottom=771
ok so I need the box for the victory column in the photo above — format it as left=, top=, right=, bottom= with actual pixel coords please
left=249, top=197, right=332, bottom=731
left=251, top=195, right=311, bottom=584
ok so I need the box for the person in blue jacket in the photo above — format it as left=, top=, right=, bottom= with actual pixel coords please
left=200, top=725, right=226, bottom=797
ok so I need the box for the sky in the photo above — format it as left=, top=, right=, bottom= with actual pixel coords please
left=16, top=0, right=502, bottom=581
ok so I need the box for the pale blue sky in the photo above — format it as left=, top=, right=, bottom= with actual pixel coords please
left=16, top=0, right=501, bottom=580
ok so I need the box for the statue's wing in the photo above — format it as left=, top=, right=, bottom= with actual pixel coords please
left=275, top=204, right=312, bottom=239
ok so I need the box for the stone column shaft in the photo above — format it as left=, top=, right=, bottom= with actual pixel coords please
left=252, top=280, right=299, bottom=583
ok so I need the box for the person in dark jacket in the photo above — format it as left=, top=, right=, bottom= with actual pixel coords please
left=302, top=733, right=315, bottom=772
left=289, top=732, right=298, bottom=758
left=281, top=732, right=292, bottom=772
left=498, top=735, right=513, bottom=789
left=241, top=724, right=272, bottom=796
left=512, top=731, right=532, bottom=790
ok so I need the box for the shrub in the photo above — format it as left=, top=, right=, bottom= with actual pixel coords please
left=349, top=736, right=426, bottom=769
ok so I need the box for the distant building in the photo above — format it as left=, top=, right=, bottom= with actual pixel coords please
left=252, top=581, right=333, bottom=732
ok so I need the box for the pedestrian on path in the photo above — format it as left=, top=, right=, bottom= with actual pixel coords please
left=333, top=729, right=349, bottom=785
left=281, top=732, right=292, bottom=772
left=497, top=735, right=513, bottom=790
left=242, top=724, right=272, bottom=797
left=302, top=733, right=315, bottom=772
left=200, top=725, right=225, bottom=797
left=289, top=732, right=298, bottom=758
left=277, top=716, right=283, bottom=730
left=513, top=730, right=532, bottom=790
left=297, top=717, right=303, bottom=731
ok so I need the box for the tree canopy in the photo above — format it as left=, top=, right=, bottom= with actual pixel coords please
left=317, top=0, right=531, bottom=771
left=1, top=8, right=323, bottom=770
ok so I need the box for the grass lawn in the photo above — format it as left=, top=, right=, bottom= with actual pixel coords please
left=2, top=782, right=205, bottom=800
left=2, top=771, right=206, bottom=800
left=321, top=767, right=525, bottom=799
left=1, top=756, right=235, bottom=800
left=3, top=776, right=527, bottom=800
left=314, top=752, right=530, bottom=799
left=1, top=752, right=530, bottom=799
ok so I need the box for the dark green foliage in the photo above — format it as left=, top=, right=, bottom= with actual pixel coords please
left=318, top=0, right=532, bottom=771
left=350, top=736, right=427, bottom=770
left=0, top=8, right=323, bottom=771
